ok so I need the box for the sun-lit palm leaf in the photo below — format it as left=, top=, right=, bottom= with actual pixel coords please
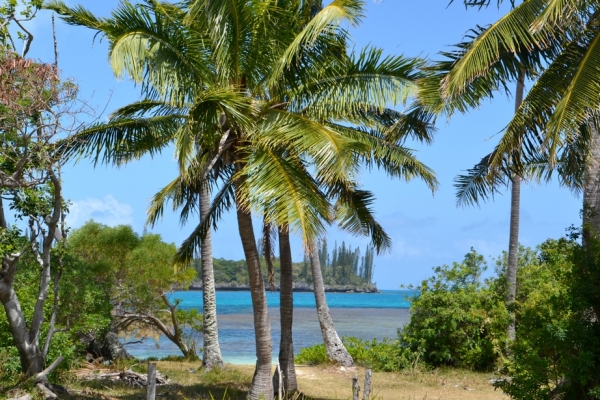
left=48, top=0, right=213, bottom=105
left=240, top=146, right=330, bottom=243
left=530, top=0, right=587, bottom=33
left=268, top=0, right=363, bottom=87
left=255, top=109, right=361, bottom=185
left=490, top=31, right=595, bottom=169
left=291, top=47, right=424, bottom=120
left=543, top=31, right=600, bottom=158
left=442, top=0, right=551, bottom=99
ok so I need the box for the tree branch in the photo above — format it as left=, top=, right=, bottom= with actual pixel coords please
left=11, top=15, right=34, bottom=57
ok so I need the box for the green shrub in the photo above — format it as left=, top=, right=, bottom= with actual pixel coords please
left=343, top=337, right=418, bottom=372
left=498, top=236, right=600, bottom=400
left=295, top=343, right=328, bottom=365
left=400, top=248, right=509, bottom=371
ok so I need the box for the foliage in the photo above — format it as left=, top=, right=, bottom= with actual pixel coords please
left=67, top=221, right=202, bottom=359
left=0, top=0, right=42, bottom=56
left=295, top=336, right=420, bottom=372
left=497, top=234, right=600, bottom=400
left=400, top=248, right=509, bottom=371
left=295, top=343, right=329, bottom=366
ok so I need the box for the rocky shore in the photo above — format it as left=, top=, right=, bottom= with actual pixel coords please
left=188, top=280, right=380, bottom=293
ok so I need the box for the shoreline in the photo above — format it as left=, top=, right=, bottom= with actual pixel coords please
left=188, top=282, right=380, bottom=293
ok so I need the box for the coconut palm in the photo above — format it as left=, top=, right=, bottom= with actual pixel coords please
left=416, top=0, right=573, bottom=341
left=49, top=1, right=437, bottom=397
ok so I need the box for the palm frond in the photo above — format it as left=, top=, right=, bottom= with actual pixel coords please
left=240, top=146, right=330, bottom=243
left=60, top=114, right=183, bottom=165
left=333, top=185, right=392, bottom=253
left=327, top=123, right=439, bottom=192
left=442, top=0, right=552, bottom=99
left=454, top=152, right=510, bottom=207
left=174, top=180, right=236, bottom=266
left=269, top=0, right=364, bottom=86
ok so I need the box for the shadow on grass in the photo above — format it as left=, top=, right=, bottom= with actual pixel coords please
left=62, top=376, right=336, bottom=400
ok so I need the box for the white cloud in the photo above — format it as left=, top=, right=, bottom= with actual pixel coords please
left=68, top=195, right=134, bottom=227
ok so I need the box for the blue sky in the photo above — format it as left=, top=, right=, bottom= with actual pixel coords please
left=19, top=0, right=580, bottom=289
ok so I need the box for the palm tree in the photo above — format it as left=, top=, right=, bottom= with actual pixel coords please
left=49, top=1, right=436, bottom=397
left=417, top=0, right=566, bottom=342
left=275, top=224, right=297, bottom=391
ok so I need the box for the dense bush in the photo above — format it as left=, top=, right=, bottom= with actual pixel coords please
left=498, top=236, right=600, bottom=399
left=295, top=337, right=419, bottom=372
left=400, top=248, right=509, bottom=371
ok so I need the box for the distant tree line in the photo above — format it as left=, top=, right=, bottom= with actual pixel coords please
left=204, top=240, right=376, bottom=288
left=317, top=240, right=375, bottom=286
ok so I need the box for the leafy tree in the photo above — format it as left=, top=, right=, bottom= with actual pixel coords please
left=0, top=48, right=79, bottom=392
left=498, top=234, right=600, bottom=399
left=67, top=221, right=202, bottom=360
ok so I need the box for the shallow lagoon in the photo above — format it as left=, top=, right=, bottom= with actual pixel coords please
left=124, top=290, right=413, bottom=364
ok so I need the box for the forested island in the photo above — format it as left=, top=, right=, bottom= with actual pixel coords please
left=190, top=241, right=379, bottom=292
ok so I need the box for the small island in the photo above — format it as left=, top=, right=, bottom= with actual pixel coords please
left=189, top=241, right=379, bottom=293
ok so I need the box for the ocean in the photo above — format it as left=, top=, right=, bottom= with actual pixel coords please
left=123, top=290, right=413, bottom=364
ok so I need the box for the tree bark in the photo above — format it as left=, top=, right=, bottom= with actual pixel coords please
left=0, top=280, right=44, bottom=375
left=583, top=127, right=600, bottom=244
left=199, top=183, right=224, bottom=370
left=274, top=225, right=297, bottom=393
left=234, top=173, right=273, bottom=400
left=308, top=240, right=353, bottom=366
left=506, top=69, right=525, bottom=343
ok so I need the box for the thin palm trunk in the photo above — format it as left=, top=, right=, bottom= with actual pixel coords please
left=274, top=225, right=297, bottom=393
left=200, top=183, right=224, bottom=370
left=308, top=240, right=353, bottom=367
left=234, top=168, right=273, bottom=400
left=583, top=126, right=600, bottom=244
left=506, top=69, right=525, bottom=343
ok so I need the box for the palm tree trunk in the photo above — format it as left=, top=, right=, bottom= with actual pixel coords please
left=583, top=126, right=600, bottom=245
left=199, top=183, right=224, bottom=370
left=234, top=173, right=273, bottom=400
left=274, top=225, right=297, bottom=393
left=506, top=69, right=525, bottom=342
left=308, top=240, right=353, bottom=366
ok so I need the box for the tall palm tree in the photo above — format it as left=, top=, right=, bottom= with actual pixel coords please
left=418, top=0, right=566, bottom=342
left=49, top=1, right=436, bottom=397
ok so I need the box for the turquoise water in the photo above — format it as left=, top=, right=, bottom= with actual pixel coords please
left=124, top=290, right=413, bottom=364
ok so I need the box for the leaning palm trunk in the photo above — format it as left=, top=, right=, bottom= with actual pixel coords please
left=274, top=225, right=297, bottom=393
left=199, top=183, right=224, bottom=370
left=506, top=69, right=525, bottom=343
left=234, top=170, right=273, bottom=400
left=308, top=240, right=353, bottom=367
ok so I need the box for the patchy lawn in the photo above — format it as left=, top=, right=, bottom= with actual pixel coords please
left=3, top=361, right=508, bottom=400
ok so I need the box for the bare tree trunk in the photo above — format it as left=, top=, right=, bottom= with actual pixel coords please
left=506, top=69, right=525, bottom=343
left=308, top=240, right=353, bottom=366
left=583, top=127, right=600, bottom=244
left=199, top=183, right=224, bottom=370
left=274, top=225, right=297, bottom=393
left=234, top=172, right=273, bottom=400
